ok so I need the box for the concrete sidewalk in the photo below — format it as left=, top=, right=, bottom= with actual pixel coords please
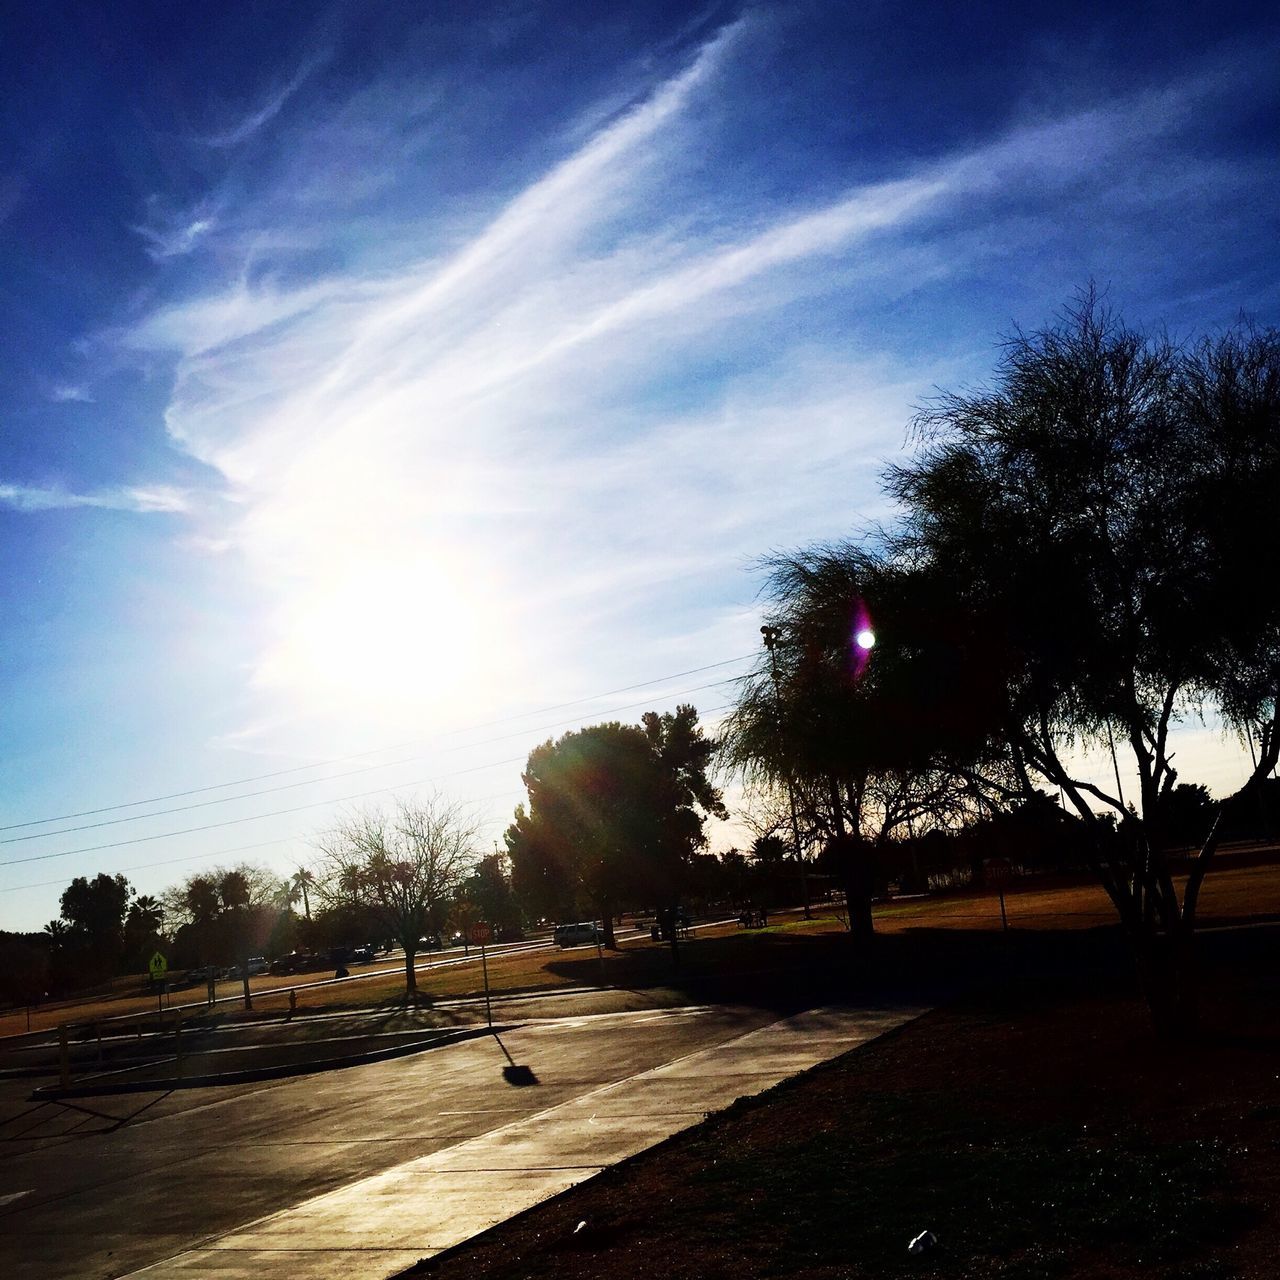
left=126, top=1004, right=922, bottom=1280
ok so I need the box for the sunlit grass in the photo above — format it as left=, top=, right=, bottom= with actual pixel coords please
left=7, top=857, right=1278, bottom=1038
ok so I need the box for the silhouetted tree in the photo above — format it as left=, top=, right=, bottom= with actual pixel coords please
left=290, top=868, right=315, bottom=920
left=505, top=706, right=724, bottom=947
left=463, top=852, right=522, bottom=934
left=314, top=795, right=479, bottom=999
left=163, top=865, right=286, bottom=985
left=884, top=290, right=1280, bottom=1033
left=723, top=551, right=1010, bottom=942
left=58, top=873, right=131, bottom=981
left=123, top=895, right=164, bottom=971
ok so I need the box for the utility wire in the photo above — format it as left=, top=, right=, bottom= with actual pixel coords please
left=1, top=786, right=529, bottom=894
left=0, top=674, right=745, bottom=846
left=0, top=654, right=753, bottom=833
left=0, top=700, right=736, bottom=871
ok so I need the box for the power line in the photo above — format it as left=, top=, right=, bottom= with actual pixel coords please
left=0, top=675, right=745, bottom=846
left=0, top=783, right=535, bottom=896
left=0, top=698, right=738, bottom=871
left=3, top=840, right=299, bottom=895
left=1, top=788, right=528, bottom=895
left=0, top=756, right=529, bottom=869
left=0, top=654, right=753, bottom=834
left=1, top=703, right=736, bottom=892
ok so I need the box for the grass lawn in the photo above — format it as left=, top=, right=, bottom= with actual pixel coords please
left=7, top=852, right=1279, bottom=1039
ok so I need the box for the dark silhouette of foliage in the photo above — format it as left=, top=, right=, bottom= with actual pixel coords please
left=731, top=290, right=1280, bottom=1031
left=724, top=549, right=1010, bottom=941
left=56, top=872, right=132, bottom=982
left=886, top=291, right=1280, bottom=1032
left=505, top=705, right=724, bottom=945
left=314, top=795, right=478, bottom=998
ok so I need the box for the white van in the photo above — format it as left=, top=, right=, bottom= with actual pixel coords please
left=553, top=921, right=600, bottom=947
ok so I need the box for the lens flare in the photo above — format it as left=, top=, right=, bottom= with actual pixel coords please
left=848, top=604, right=875, bottom=678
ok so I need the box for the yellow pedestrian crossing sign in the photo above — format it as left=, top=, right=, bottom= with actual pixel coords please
left=149, top=951, right=168, bottom=980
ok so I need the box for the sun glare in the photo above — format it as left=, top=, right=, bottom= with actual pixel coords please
left=256, top=557, right=500, bottom=723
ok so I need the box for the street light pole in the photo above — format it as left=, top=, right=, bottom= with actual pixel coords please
left=761, top=625, right=811, bottom=919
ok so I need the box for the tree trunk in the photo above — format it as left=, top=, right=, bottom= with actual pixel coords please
left=829, top=781, right=870, bottom=943
left=1133, top=928, right=1198, bottom=1039
left=843, top=874, right=875, bottom=946
left=404, top=948, right=417, bottom=998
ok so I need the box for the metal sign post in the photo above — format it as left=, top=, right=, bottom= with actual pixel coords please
left=986, top=858, right=1012, bottom=932
left=149, top=951, right=168, bottom=1018
left=470, top=922, right=493, bottom=1027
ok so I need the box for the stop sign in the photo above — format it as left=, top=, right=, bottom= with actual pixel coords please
left=986, top=857, right=1012, bottom=890
left=469, top=921, right=493, bottom=945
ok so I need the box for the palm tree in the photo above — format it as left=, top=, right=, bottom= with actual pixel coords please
left=130, top=895, right=163, bottom=933
left=290, top=868, right=315, bottom=921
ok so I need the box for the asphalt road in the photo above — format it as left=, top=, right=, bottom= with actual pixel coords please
left=0, top=986, right=918, bottom=1280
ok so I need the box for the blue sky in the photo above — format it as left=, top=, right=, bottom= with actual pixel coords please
left=1, top=1, right=1277, bottom=929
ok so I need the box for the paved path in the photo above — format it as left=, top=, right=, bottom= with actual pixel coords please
left=0, top=999, right=921, bottom=1280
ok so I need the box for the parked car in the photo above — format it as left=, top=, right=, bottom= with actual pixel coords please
left=347, top=945, right=374, bottom=964
left=246, top=956, right=269, bottom=976
left=553, top=921, right=600, bottom=948
left=269, top=954, right=299, bottom=976
left=418, top=934, right=443, bottom=952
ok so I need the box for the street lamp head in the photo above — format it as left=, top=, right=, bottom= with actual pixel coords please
left=855, top=628, right=876, bottom=651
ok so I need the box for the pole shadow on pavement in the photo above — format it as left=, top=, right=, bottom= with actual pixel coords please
left=493, top=1032, right=539, bottom=1087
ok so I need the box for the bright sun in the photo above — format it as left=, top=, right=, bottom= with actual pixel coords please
left=257, top=555, right=499, bottom=724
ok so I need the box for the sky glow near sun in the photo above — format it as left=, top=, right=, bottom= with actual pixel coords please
left=0, top=1, right=1277, bottom=925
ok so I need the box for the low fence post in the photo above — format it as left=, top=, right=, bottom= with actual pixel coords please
left=58, top=1025, right=70, bottom=1091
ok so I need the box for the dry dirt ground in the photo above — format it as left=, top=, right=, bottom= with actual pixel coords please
left=402, top=929, right=1280, bottom=1280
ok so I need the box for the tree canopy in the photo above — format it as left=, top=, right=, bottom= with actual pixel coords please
left=890, top=294, right=1280, bottom=1022
left=723, top=549, right=1007, bottom=939
left=732, top=290, right=1280, bottom=1031
left=314, top=795, right=479, bottom=997
left=505, top=704, right=724, bottom=945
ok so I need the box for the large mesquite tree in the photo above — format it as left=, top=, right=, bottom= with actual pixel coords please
left=733, top=292, right=1280, bottom=1032
left=887, top=295, right=1280, bottom=1033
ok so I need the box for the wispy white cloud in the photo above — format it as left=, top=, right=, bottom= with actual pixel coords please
left=201, top=53, right=327, bottom=149
left=132, top=198, right=219, bottom=261
left=112, top=21, right=1271, bottom=784
left=50, top=384, right=93, bottom=403
left=0, top=483, right=191, bottom=514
